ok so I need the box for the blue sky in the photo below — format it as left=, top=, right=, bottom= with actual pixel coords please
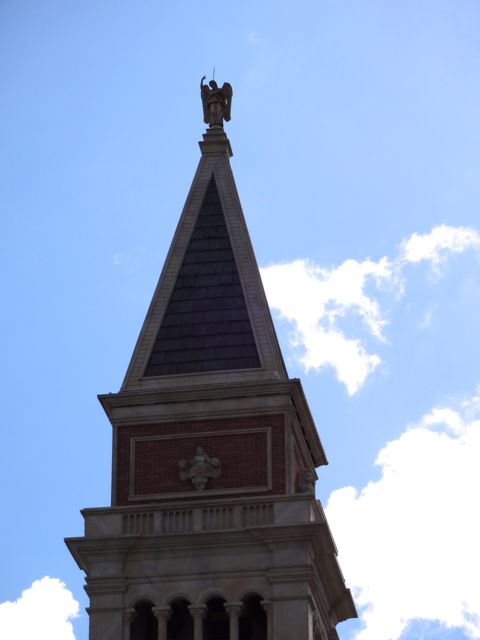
left=1, top=2, right=480, bottom=639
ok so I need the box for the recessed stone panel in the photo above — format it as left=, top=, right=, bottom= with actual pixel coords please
left=114, top=414, right=285, bottom=505
left=132, top=429, right=269, bottom=499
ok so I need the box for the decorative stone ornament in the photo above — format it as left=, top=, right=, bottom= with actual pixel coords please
left=297, top=468, right=316, bottom=494
left=179, top=445, right=222, bottom=490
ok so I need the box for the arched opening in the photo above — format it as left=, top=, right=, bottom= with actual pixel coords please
left=167, top=598, right=194, bottom=640
left=239, top=595, right=267, bottom=640
left=205, top=597, right=229, bottom=640
left=130, top=601, right=158, bottom=640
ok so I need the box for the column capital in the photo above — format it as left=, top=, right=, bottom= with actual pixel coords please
left=261, top=599, right=273, bottom=611
left=225, top=602, right=243, bottom=616
left=123, top=608, right=137, bottom=623
left=188, top=604, right=207, bottom=618
left=152, top=606, right=172, bottom=621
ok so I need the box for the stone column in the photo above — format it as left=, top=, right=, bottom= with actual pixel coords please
left=225, top=602, right=243, bottom=640
left=122, top=608, right=136, bottom=640
left=261, top=600, right=273, bottom=640
left=188, top=604, right=207, bottom=640
left=152, top=606, right=172, bottom=640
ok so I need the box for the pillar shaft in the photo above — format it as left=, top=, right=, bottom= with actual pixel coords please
left=123, top=608, right=136, bottom=640
left=261, top=600, right=273, bottom=640
left=188, top=605, right=207, bottom=640
left=152, top=607, right=171, bottom=640
left=225, top=602, right=243, bottom=640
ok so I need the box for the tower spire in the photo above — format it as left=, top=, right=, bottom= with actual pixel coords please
left=122, top=86, right=287, bottom=392
left=66, top=83, right=356, bottom=640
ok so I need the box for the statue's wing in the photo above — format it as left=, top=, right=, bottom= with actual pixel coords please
left=201, top=84, right=210, bottom=124
left=222, top=82, right=233, bottom=122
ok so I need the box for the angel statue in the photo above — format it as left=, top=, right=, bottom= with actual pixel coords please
left=200, top=76, right=233, bottom=128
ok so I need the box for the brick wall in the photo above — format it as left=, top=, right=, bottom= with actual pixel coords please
left=114, top=414, right=285, bottom=505
left=293, top=445, right=302, bottom=491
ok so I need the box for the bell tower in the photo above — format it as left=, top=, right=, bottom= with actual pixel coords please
left=66, top=80, right=356, bottom=640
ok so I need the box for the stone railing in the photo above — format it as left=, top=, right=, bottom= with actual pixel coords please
left=82, top=494, right=321, bottom=538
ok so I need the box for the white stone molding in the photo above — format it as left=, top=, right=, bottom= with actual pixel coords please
left=198, top=589, right=228, bottom=604
left=225, top=602, right=243, bottom=640
left=188, top=604, right=207, bottom=640
left=165, top=592, right=196, bottom=606
left=235, top=588, right=268, bottom=603
left=127, top=593, right=158, bottom=609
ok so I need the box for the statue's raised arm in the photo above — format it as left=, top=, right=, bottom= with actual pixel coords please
left=200, top=76, right=233, bottom=129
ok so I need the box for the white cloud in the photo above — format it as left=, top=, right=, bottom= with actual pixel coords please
left=418, top=309, right=432, bottom=328
left=261, top=224, right=480, bottom=394
left=400, top=224, right=480, bottom=267
left=0, top=577, right=79, bottom=640
left=326, top=391, right=480, bottom=640
left=260, top=258, right=392, bottom=395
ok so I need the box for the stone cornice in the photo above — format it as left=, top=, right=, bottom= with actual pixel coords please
left=66, top=520, right=356, bottom=623
left=99, top=377, right=326, bottom=466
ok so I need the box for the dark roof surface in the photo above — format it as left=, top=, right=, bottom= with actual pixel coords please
left=144, top=177, right=261, bottom=377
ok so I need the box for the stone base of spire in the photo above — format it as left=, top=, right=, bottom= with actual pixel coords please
left=199, top=127, right=233, bottom=157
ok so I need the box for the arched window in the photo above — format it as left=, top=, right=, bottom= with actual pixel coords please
left=167, top=598, right=194, bottom=640
left=130, top=601, right=158, bottom=640
left=239, top=594, right=267, bottom=640
left=205, top=597, right=229, bottom=640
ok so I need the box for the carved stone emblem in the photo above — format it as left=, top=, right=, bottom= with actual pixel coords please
left=297, top=468, right=316, bottom=494
left=179, top=446, right=222, bottom=491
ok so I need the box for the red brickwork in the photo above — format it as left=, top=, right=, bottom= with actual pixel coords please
left=114, top=414, right=285, bottom=505
left=293, top=445, right=302, bottom=491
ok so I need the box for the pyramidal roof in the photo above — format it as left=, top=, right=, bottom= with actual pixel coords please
left=122, top=128, right=288, bottom=391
